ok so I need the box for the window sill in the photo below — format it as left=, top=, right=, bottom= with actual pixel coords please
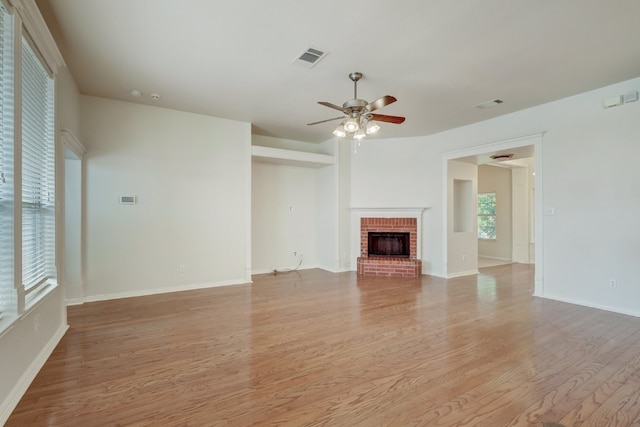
left=25, top=279, right=58, bottom=312
left=0, top=313, right=18, bottom=338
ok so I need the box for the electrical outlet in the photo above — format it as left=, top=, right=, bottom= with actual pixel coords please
left=609, top=279, right=617, bottom=288
left=178, top=264, right=185, bottom=273
left=293, top=251, right=297, bottom=257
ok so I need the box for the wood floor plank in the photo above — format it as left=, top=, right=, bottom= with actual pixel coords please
left=6, top=264, right=640, bottom=426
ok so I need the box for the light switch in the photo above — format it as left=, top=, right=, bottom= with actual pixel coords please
left=603, top=96, right=623, bottom=109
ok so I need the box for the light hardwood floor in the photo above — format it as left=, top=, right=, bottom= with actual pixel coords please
left=7, top=264, right=640, bottom=426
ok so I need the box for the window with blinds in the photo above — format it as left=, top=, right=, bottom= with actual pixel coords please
left=0, top=5, right=15, bottom=323
left=21, top=37, right=56, bottom=303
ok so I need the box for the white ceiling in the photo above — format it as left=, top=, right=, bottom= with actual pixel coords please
left=37, top=0, right=640, bottom=143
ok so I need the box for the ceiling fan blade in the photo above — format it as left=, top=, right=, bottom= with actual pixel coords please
left=318, top=101, right=345, bottom=112
left=369, top=113, right=405, bottom=124
left=307, top=116, right=344, bottom=126
left=368, top=95, right=397, bottom=112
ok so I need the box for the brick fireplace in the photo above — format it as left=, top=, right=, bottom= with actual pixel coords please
left=357, top=217, right=422, bottom=278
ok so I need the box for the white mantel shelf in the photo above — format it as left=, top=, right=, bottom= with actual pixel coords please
left=351, top=207, right=430, bottom=216
left=350, top=207, right=429, bottom=266
left=251, top=146, right=335, bottom=168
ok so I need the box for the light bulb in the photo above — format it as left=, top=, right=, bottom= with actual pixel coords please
left=354, top=129, right=366, bottom=140
left=333, top=124, right=346, bottom=138
left=344, top=118, right=359, bottom=133
left=366, top=121, right=380, bottom=134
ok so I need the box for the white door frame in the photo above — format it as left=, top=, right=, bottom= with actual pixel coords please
left=442, top=133, right=545, bottom=296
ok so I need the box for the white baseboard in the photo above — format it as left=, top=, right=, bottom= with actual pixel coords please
left=478, top=255, right=512, bottom=261
left=446, top=269, right=479, bottom=279
left=251, top=265, right=321, bottom=275
left=0, top=323, right=68, bottom=425
left=423, top=270, right=447, bottom=279
left=73, top=278, right=251, bottom=305
left=536, top=293, right=640, bottom=318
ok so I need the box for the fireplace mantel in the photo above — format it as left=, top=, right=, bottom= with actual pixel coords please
left=351, top=207, right=428, bottom=216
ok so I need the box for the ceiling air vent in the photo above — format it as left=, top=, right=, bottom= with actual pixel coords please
left=293, top=46, right=328, bottom=68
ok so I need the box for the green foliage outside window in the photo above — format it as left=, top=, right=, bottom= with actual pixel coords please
left=478, top=192, right=496, bottom=239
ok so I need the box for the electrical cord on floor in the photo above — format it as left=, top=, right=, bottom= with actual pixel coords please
left=272, top=254, right=303, bottom=275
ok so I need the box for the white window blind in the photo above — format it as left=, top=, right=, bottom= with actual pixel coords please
left=21, top=37, right=55, bottom=299
left=0, top=5, right=15, bottom=322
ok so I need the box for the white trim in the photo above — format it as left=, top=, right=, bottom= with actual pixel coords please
left=478, top=255, right=512, bottom=261
left=60, top=129, right=86, bottom=158
left=0, top=323, right=68, bottom=426
left=441, top=133, right=545, bottom=160
left=7, top=0, right=64, bottom=76
left=538, top=294, right=640, bottom=318
left=244, top=124, right=252, bottom=284
left=446, top=269, right=479, bottom=279
left=251, top=145, right=334, bottom=168
left=251, top=265, right=321, bottom=276
left=77, top=278, right=251, bottom=304
left=442, top=133, right=544, bottom=293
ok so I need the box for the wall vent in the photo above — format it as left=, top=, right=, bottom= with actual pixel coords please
left=120, top=195, right=136, bottom=205
left=293, top=46, right=328, bottom=68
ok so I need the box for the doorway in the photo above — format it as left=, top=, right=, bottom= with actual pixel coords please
left=442, top=133, right=544, bottom=295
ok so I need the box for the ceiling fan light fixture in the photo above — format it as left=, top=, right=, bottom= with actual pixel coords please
left=344, top=118, right=359, bottom=133
left=333, top=124, right=346, bottom=138
left=366, top=121, right=380, bottom=134
left=308, top=72, right=405, bottom=142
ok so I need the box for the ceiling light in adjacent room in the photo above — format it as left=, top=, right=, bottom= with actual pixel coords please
left=490, top=153, right=514, bottom=160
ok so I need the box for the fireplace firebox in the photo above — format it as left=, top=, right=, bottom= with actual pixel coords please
left=357, top=217, right=421, bottom=278
left=368, top=232, right=410, bottom=258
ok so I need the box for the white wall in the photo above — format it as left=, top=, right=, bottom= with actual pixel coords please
left=252, top=161, right=319, bottom=273
left=0, top=66, right=80, bottom=424
left=251, top=135, right=338, bottom=273
left=350, top=76, right=640, bottom=316
left=316, top=159, right=339, bottom=271
left=447, top=160, right=478, bottom=276
left=350, top=137, right=448, bottom=275
left=478, top=164, right=512, bottom=260
left=64, top=156, right=82, bottom=300
left=80, top=96, right=251, bottom=300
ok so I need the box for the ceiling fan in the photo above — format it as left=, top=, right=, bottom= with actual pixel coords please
left=307, top=72, right=405, bottom=139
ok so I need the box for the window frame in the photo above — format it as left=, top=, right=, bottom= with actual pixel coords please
left=21, top=35, right=57, bottom=308
left=477, top=192, right=497, bottom=240
left=0, top=0, right=63, bottom=332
